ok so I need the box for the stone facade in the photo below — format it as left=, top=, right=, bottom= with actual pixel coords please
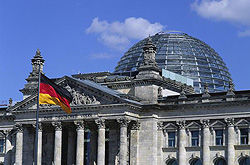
left=1, top=41, right=250, bottom=165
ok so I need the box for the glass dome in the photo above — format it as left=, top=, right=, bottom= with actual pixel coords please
left=114, top=31, right=233, bottom=93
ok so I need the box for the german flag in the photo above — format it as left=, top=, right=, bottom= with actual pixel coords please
left=39, top=74, right=73, bottom=113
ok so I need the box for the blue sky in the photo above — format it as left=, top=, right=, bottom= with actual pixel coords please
left=0, top=0, right=250, bottom=103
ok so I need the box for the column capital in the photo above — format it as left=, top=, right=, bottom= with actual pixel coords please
left=225, top=118, right=235, bottom=127
left=131, top=120, right=141, bottom=130
left=33, top=123, right=43, bottom=132
left=176, top=120, right=186, bottom=129
left=200, top=119, right=210, bottom=128
left=74, top=120, right=85, bottom=130
left=117, top=117, right=131, bottom=127
left=15, top=123, right=23, bottom=133
left=52, top=122, right=62, bottom=131
left=3, top=129, right=12, bottom=136
left=157, top=121, right=164, bottom=130
left=95, top=118, right=105, bottom=129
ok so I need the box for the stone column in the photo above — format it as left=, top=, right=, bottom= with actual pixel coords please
left=37, top=123, right=43, bottom=165
left=74, top=120, right=85, bottom=165
left=201, top=119, right=210, bottom=165
left=15, top=124, right=23, bottom=165
left=52, top=122, right=62, bottom=165
left=176, top=120, right=186, bottom=165
left=130, top=121, right=140, bottom=165
left=4, top=130, right=12, bottom=165
left=117, top=117, right=131, bottom=165
left=225, top=118, right=235, bottom=165
left=67, top=125, right=76, bottom=165
left=95, top=118, right=106, bottom=165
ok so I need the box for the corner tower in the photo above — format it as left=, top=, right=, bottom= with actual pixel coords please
left=20, top=49, right=45, bottom=99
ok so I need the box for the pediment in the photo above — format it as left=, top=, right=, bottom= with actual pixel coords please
left=11, top=76, right=141, bottom=111
left=235, top=119, right=250, bottom=127
left=187, top=121, right=201, bottom=129
left=163, top=123, right=178, bottom=130
left=211, top=120, right=226, bottom=128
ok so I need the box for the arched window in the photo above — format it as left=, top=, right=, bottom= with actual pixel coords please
left=214, top=158, right=226, bottom=165
left=239, top=157, right=250, bottom=165
left=166, top=159, right=178, bottom=165
left=190, top=159, right=202, bottom=165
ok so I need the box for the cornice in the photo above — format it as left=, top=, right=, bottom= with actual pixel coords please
left=12, top=103, right=142, bottom=115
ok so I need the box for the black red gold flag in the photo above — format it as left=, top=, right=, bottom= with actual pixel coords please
left=39, top=74, right=73, bottom=113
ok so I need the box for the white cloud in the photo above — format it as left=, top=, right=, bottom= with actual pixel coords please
left=86, top=17, right=165, bottom=50
left=192, top=0, right=250, bottom=36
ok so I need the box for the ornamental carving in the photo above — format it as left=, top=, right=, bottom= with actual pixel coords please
left=65, top=85, right=100, bottom=105
left=157, top=121, right=164, bottom=130
left=117, top=117, right=131, bottom=127
left=15, top=124, right=23, bottom=133
left=95, top=118, right=105, bottom=129
left=74, top=120, right=85, bottom=130
left=131, top=121, right=141, bottom=130
left=200, top=119, right=210, bottom=128
left=32, top=123, right=42, bottom=131
left=52, top=122, right=62, bottom=131
left=225, top=118, right=235, bottom=127
left=176, top=120, right=186, bottom=129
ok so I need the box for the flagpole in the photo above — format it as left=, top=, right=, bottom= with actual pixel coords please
left=34, top=63, right=41, bottom=165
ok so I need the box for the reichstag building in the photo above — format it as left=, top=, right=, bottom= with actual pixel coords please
left=0, top=31, right=250, bottom=165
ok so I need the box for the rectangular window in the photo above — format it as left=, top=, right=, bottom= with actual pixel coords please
left=168, top=132, right=175, bottom=147
left=0, top=138, right=4, bottom=153
left=191, top=131, right=199, bottom=146
left=215, top=130, right=223, bottom=146
left=240, top=129, right=248, bottom=145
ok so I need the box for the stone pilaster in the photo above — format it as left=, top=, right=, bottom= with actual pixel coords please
left=157, top=122, right=164, bottom=165
left=52, top=122, right=62, bottom=165
left=225, top=118, right=235, bottom=165
left=15, top=124, right=23, bottom=165
left=4, top=130, right=12, bottom=165
left=201, top=119, right=210, bottom=165
left=117, top=117, right=131, bottom=165
left=74, top=120, right=85, bottom=165
left=37, top=123, right=43, bottom=165
left=67, top=125, right=76, bottom=165
left=130, top=121, right=140, bottom=165
left=95, top=118, right=106, bottom=165
left=176, top=120, right=186, bottom=165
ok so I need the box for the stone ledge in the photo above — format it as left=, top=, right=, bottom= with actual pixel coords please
left=209, top=145, right=226, bottom=150
left=162, top=147, right=177, bottom=152
left=185, top=146, right=201, bottom=151
left=234, top=145, right=250, bottom=150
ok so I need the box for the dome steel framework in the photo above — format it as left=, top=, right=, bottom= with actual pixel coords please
left=114, top=31, right=233, bottom=93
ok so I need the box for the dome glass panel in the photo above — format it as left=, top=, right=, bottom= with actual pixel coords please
left=114, top=31, right=233, bottom=93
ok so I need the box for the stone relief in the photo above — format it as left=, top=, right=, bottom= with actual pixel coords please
left=40, top=85, right=101, bottom=108
left=65, top=85, right=100, bottom=105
